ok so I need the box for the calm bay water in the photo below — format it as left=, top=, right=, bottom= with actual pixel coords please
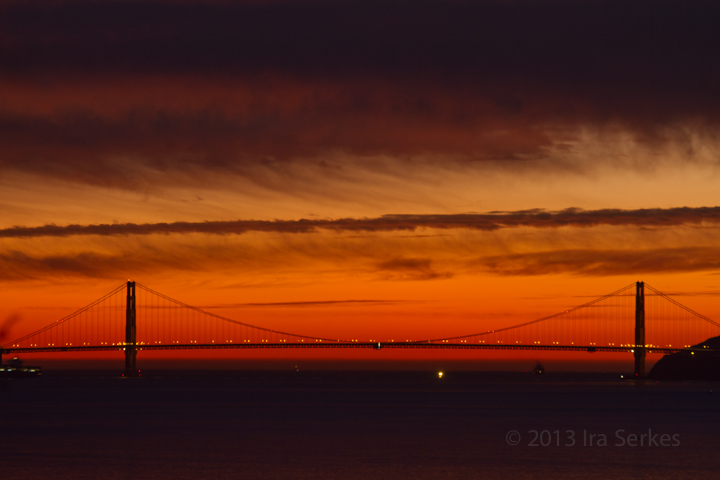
left=2, top=370, right=719, bottom=479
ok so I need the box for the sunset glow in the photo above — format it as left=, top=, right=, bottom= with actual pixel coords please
left=3, top=0, right=720, bottom=369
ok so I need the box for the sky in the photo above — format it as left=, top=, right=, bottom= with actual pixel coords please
left=2, top=0, right=720, bottom=368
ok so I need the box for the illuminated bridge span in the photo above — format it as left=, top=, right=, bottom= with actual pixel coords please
left=2, top=281, right=720, bottom=377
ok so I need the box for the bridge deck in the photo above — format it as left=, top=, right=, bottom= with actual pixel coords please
left=1, top=342, right=689, bottom=355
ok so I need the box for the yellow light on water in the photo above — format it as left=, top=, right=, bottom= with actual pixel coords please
left=438, top=371, right=444, bottom=378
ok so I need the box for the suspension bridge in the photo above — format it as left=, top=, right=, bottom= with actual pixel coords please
left=2, top=281, right=719, bottom=377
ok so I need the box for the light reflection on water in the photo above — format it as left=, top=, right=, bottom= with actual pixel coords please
left=1, top=370, right=719, bottom=479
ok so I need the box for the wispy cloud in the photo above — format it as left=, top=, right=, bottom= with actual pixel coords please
left=201, top=300, right=415, bottom=308
left=481, top=247, right=720, bottom=277
left=3, top=226, right=720, bottom=283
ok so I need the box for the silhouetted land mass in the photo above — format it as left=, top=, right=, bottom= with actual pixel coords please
left=649, top=336, right=720, bottom=380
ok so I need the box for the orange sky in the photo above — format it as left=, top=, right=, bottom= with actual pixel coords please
left=3, top=0, right=720, bottom=370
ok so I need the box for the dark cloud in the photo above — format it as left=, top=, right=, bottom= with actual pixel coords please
left=0, top=80, right=559, bottom=188
left=376, top=257, right=453, bottom=281
left=3, top=0, right=719, bottom=96
left=0, top=250, right=140, bottom=280
left=3, top=207, right=720, bottom=238
left=1, top=0, right=720, bottom=185
left=481, top=247, right=720, bottom=277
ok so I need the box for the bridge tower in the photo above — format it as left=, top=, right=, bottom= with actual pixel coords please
left=123, top=281, right=138, bottom=377
left=634, top=281, right=645, bottom=378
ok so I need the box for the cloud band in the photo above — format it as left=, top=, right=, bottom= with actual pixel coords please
left=3, top=207, right=720, bottom=238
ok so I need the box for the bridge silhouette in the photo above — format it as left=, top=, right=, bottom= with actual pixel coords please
left=2, top=281, right=719, bottom=377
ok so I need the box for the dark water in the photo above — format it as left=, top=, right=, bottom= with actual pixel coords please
left=2, top=370, right=720, bottom=479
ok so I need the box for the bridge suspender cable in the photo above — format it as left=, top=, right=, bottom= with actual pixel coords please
left=135, top=283, right=343, bottom=343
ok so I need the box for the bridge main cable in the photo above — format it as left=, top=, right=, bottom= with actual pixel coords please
left=1, top=283, right=127, bottom=349
left=135, top=283, right=345, bottom=343
left=417, top=282, right=637, bottom=343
